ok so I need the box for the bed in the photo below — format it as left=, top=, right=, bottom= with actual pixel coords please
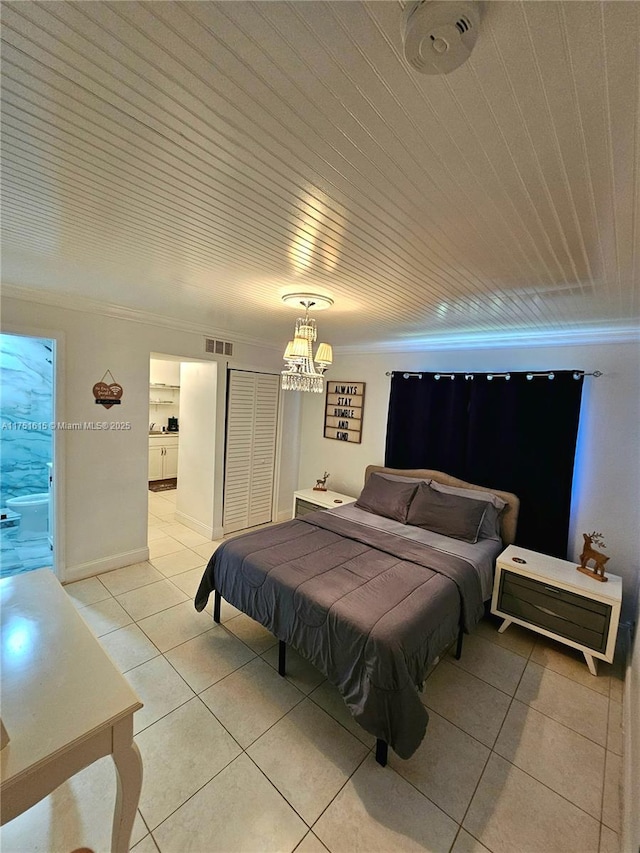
left=194, top=466, right=519, bottom=761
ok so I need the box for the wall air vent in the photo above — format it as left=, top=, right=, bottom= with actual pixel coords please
left=205, top=338, right=234, bottom=356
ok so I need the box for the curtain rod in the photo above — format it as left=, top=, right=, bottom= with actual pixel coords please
left=385, top=370, right=602, bottom=379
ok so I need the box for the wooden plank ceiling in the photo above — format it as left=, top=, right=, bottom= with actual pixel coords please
left=1, top=1, right=639, bottom=349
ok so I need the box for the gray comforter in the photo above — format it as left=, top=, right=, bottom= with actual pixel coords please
left=194, top=510, right=485, bottom=759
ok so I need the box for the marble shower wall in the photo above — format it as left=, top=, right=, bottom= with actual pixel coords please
left=1, top=334, right=53, bottom=507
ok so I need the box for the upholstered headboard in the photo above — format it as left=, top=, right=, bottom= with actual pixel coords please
left=364, top=465, right=520, bottom=546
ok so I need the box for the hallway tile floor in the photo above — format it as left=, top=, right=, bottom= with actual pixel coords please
left=0, top=487, right=627, bottom=853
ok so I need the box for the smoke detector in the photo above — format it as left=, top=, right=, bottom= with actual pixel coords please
left=403, top=1, right=481, bottom=75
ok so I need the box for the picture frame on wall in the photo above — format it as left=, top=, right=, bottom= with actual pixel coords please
left=324, top=381, right=365, bottom=443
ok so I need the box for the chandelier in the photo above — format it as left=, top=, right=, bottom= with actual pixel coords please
left=281, top=293, right=333, bottom=393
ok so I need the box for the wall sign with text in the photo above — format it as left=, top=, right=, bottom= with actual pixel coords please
left=324, top=381, right=365, bottom=443
left=93, top=369, right=123, bottom=409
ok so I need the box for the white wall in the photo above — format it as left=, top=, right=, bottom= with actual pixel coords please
left=175, top=361, right=218, bottom=538
left=150, top=359, right=180, bottom=386
left=274, top=389, right=302, bottom=522
left=1, top=294, right=295, bottom=582
left=298, top=340, right=640, bottom=618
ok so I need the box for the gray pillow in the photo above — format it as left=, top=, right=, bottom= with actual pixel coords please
left=355, top=473, right=418, bottom=524
left=406, top=482, right=489, bottom=543
left=429, top=480, right=506, bottom=541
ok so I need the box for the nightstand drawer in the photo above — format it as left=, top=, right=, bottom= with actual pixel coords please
left=292, top=489, right=356, bottom=519
left=295, top=498, right=323, bottom=517
left=498, top=570, right=611, bottom=653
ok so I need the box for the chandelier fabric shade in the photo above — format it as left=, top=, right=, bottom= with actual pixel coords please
left=281, top=295, right=333, bottom=393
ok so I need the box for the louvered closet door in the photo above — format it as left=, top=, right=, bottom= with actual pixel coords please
left=223, top=370, right=280, bottom=534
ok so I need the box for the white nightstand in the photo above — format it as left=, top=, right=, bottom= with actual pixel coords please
left=292, top=488, right=356, bottom=518
left=491, top=544, right=622, bottom=675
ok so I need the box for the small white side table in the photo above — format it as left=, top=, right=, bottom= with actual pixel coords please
left=292, top=488, right=356, bottom=518
left=491, top=544, right=622, bottom=675
left=1, top=569, right=143, bottom=852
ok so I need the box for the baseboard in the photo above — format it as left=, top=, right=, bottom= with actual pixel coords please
left=174, top=510, right=218, bottom=540
left=62, top=547, right=150, bottom=583
left=622, top=619, right=639, bottom=853
left=277, top=508, right=293, bottom=523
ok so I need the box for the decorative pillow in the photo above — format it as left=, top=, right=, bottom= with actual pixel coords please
left=429, top=481, right=507, bottom=541
left=355, top=473, right=418, bottom=524
left=406, top=482, right=489, bottom=543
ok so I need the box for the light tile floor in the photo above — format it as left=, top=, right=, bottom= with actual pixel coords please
left=1, top=488, right=626, bottom=853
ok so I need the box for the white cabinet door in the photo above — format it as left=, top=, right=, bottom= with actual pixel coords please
left=163, top=445, right=179, bottom=479
left=149, top=446, right=163, bottom=481
left=223, top=371, right=280, bottom=534
left=149, top=438, right=179, bottom=480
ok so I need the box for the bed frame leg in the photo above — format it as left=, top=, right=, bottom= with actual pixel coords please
left=455, top=625, right=463, bottom=660
left=278, top=640, right=286, bottom=677
left=213, top=589, right=221, bottom=624
left=375, top=739, right=388, bottom=767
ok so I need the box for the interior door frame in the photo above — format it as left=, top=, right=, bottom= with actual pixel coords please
left=1, top=324, right=66, bottom=579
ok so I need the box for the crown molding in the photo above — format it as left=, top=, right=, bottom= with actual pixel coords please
left=335, top=324, right=640, bottom=355
left=3, top=283, right=638, bottom=356
left=0, top=284, right=282, bottom=353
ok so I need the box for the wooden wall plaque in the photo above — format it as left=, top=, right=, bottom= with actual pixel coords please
left=324, top=381, right=365, bottom=443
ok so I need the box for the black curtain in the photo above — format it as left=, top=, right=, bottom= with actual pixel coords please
left=385, top=371, right=584, bottom=558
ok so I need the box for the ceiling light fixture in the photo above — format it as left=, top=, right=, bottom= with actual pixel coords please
left=281, top=293, right=333, bottom=393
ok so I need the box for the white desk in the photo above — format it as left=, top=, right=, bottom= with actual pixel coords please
left=0, top=569, right=143, bottom=852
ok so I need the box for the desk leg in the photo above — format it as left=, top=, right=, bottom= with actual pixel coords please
left=111, top=716, right=143, bottom=853
left=498, top=618, right=512, bottom=634
left=583, top=652, right=598, bottom=676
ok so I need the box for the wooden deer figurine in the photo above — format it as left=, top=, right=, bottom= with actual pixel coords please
left=313, top=472, right=330, bottom=492
left=577, top=531, right=609, bottom=582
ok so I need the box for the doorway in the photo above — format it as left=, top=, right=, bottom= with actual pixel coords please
left=148, top=354, right=221, bottom=541
left=149, top=356, right=181, bottom=492
left=0, top=333, right=55, bottom=577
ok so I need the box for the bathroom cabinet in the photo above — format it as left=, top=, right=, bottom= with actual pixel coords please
left=148, top=434, right=179, bottom=481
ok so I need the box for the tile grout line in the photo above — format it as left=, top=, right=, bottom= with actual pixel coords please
left=444, top=639, right=612, bottom=750
left=305, top=747, right=374, bottom=836
left=137, top=698, right=249, bottom=837
left=136, top=565, right=611, bottom=834
left=127, top=651, right=199, bottom=737
left=243, top=748, right=321, bottom=831
left=454, top=624, right=535, bottom=847
left=459, top=637, right=608, bottom=842
left=154, top=619, right=375, bottom=842
left=73, top=515, right=621, bottom=851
